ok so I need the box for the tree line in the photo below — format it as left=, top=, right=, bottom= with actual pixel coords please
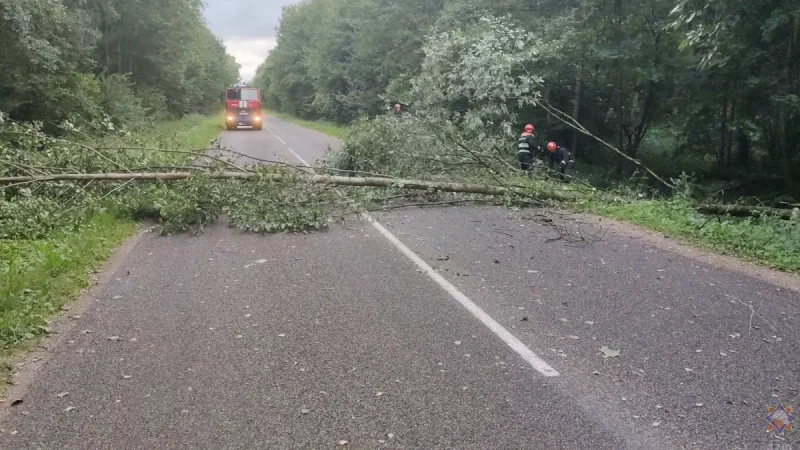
left=255, top=0, right=800, bottom=200
left=0, top=0, right=240, bottom=126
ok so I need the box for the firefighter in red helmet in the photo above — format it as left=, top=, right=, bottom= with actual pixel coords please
left=546, top=141, right=574, bottom=181
left=517, top=124, right=540, bottom=176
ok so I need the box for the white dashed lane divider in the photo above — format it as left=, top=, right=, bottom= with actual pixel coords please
left=275, top=128, right=560, bottom=377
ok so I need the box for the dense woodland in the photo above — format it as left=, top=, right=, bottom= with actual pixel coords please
left=0, top=0, right=240, bottom=126
left=255, top=0, right=800, bottom=200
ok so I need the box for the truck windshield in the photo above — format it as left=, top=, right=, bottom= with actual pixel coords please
left=227, top=89, right=259, bottom=101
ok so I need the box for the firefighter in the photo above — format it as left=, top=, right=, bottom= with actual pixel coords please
left=394, top=103, right=402, bottom=114
left=546, top=141, right=575, bottom=181
left=517, top=124, right=539, bottom=175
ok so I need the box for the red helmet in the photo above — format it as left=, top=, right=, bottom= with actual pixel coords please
left=524, top=124, right=534, bottom=133
left=547, top=142, right=558, bottom=152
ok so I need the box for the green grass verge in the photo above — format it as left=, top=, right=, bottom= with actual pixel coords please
left=0, top=214, right=136, bottom=389
left=582, top=198, right=800, bottom=274
left=265, top=110, right=349, bottom=140
left=0, top=113, right=223, bottom=392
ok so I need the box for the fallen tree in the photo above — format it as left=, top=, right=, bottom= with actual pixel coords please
left=696, top=204, right=796, bottom=220
left=0, top=171, right=582, bottom=201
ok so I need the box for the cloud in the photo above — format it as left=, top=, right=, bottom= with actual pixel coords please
left=203, top=0, right=299, bottom=81
left=224, top=37, right=277, bottom=81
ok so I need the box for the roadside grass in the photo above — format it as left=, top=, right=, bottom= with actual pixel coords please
left=0, top=114, right=223, bottom=392
left=0, top=214, right=136, bottom=390
left=265, top=110, right=349, bottom=140
left=508, top=170, right=800, bottom=274
left=581, top=198, right=800, bottom=274
left=129, top=112, right=225, bottom=153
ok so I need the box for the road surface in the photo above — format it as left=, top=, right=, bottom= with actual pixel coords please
left=1, top=115, right=798, bottom=449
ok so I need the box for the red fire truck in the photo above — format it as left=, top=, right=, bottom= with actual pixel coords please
left=225, top=85, right=263, bottom=131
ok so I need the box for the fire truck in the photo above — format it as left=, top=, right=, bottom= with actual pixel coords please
left=225, top=84, right=263, bottom=131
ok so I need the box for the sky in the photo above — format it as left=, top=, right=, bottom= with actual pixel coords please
left=203, top=0, right=300, bottom=82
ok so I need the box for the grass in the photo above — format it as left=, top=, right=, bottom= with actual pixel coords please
left=0, top=113, right=223, bottom=392
left=265, top=110, right=349, bottom=140
left=0, top=214, right=136, bottom=388
left=128, top=112, right=226, bottom=153
left=581, top=197, right=800, bottom=274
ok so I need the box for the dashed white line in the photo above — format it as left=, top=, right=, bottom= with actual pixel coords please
left=288, top=148, right=310, bottom=168
left=266, top=127, right=286, bottom=145
left=275, top=126, right=559, bottom=378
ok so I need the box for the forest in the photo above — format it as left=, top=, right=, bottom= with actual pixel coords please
left=0, top=0, right=240, bottom=126
left=254, top=0, right=800, bottom=202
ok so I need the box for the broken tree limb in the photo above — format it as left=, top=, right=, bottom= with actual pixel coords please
left=696, top=204, right=795, bottom=220
left=0, top=171, right=578, bottom=201
left=539, top=100, right=675, bottom=190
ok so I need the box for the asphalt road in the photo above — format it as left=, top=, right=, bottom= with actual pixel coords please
left=1, top=115, right=798, bottom=450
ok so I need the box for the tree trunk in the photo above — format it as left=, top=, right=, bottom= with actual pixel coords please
left=572, top=68, right=582, bottom=158
left=736, top=130, right=750, bottom=168
left=104, top=22, right=110, bottom=69
left=0, top=172, right=578, bottom=201
left=726, top=103, right=735, bottom=167
left=545, top=85, right=553, bottom=126
left=719, top=96, right=728, bottom=166
left=697, top=204, right=793, bottom=220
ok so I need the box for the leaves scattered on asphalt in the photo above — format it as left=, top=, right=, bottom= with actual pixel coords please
left=64, top=406, right=75, bottom=412
left=600, top=346, right=621, bottom=358
left=57, top=392, right=70, bottom=398
left=301, top=408, right=311, bottom=415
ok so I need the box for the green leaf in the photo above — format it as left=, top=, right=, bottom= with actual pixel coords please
left=600, top=346, right=621, bottom=358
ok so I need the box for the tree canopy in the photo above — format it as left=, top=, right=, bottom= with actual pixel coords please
left=0, top=0, right=240, bottom=125
left=256, top=0, right=800, bottom=199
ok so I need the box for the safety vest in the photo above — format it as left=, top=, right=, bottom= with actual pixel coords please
left=518, top=133, right=534, bottom=153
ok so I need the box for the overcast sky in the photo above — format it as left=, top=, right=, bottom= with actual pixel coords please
left=203, top=0, right=300, bottom=82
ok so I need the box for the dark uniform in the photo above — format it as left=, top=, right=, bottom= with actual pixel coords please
left=517, top=132, right=539, bottom=174
left=548, top=145, right=574, bottom=181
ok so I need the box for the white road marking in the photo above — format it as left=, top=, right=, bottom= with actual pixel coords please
left=288, top=148, right=310, bottom=167
left=277, top=126, right=559, bottom=377
left=366, top=216, right=559, bottom=377
left=266, top=127, right=286, bottom=145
